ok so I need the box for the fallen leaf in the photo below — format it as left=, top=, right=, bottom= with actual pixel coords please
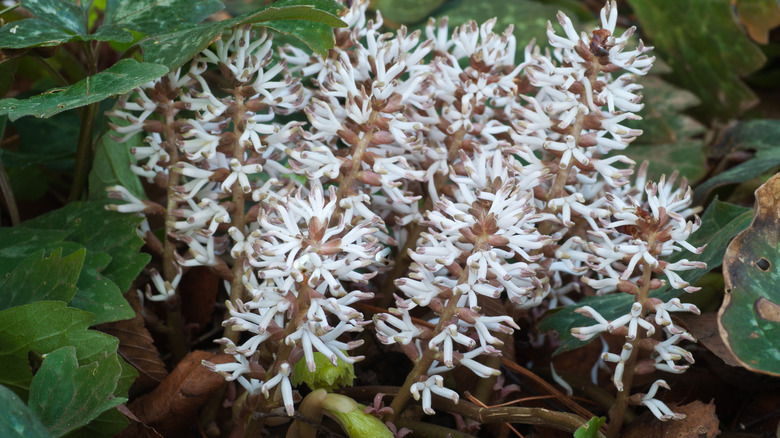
left=735, top=0, right=780, bottom=44
left=97, top=291, right=168, bottom=394
left=675, top=313, right=741, bottom=368
left=718, top=172, right=780, bottom=376
left=123, top=350, right=231, bottom=437
left=622, top=399, right=719, bottom=437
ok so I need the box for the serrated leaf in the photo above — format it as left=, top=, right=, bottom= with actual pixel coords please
left=105, top=0, right=224, bottom=35
left=0, top=228, right=71, bottom=272
left=540, top=199, right=752, bottom=354
left=28, top=346, right=125, bottom=437
left=629, top=0, right=766, bottom=121
left=0, top=385, right=52, bottom=438
left=0, top=301, right=120, bottom=400
left=292, top=352, right=355, bottom=391
left=88, top=128, right=146, bottom=203
left=141, top=2, right=345, bottom=69
left=71, top=250, right=135, bottom=325
left=0, top=248, right=84, bottom=311
left=718, top=173, right=780, bottom=376
left=23, top=202, right=150, bottom=292
left=0, top=59, right=169, bottom=120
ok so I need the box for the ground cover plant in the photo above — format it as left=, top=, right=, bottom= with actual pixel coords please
left=1, top=0, right=779, bottom=437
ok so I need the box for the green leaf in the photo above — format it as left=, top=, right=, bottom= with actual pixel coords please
left=628, top=0, right=766, bottom=121
left=0, top=385, right=52, bottom=438
left=574, top=416, right=606, bottom=438
left=625, top=140, right=706, bottom=183
left=28, top=347, right=125, bottom=437
left=2, top=111, right=80, bottom=168
left=71, top=250, right=135, bottom=325
left=719, top=174, right=780, bottom=376
left=369, top=0, right=445, bottom=25
left=88, top=128, right=146, bottom=203
left=540, top=199, right=752, bottom=354
left=0, top=228, right=71, bottom=272
left=0, top=59, right=169, bottom=120
left=24, top=202, right=150, bottom=293
left=141, top=1, right=346, bottom=69
left=262, top=19, right=336, bottom=56
left=694, top=120, right=780, bottom=202
left=104, top=0, right=224, bottom=35
left=21, top=0, right=87, bottom=35
left=0, top=301, right=120, bottom=400
left=0, top=19, right=75, bottom=48
left=292, top=352, right=356, bottom=391
left=0, top=248, right=85, bottom=311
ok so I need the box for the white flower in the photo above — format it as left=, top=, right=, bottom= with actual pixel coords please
left=261, top=362, right=295, bottom=416
left=410, top=375, right=459, bottom=415
left=636, top=380, right=685, bottom=421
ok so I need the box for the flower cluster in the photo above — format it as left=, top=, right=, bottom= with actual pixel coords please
left=107, top=0, right=706, bottom=429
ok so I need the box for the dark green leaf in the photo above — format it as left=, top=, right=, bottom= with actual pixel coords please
left=0, top=19, right=74, bottom=48
left=24, top=202, right=150, bottom=292
left=71, top=251, right=135, bottom=325
left=88, top=129, right=146, bottom=203
left=262, top=19, right=335, bottom=56
left=5, top=164, right=49, bottom=201
left=719, top=174, right=780, bottom=376
left=540, top=199, right=752, bottom=354
left=105, top=0, right=224, bottom=35
left=28, top=347, right=124, bottom=437
left=142, top=2, right=346, bottom=69
left=0, top=59, right=169, bottom=120
left=21, top=0, right=87, bottom=35
left=0, top=248, right=84, bottom=311
left=369, top=0, right=445, bottom=25
left=0, top=301, right=119, bottom=400
left=0, top=385, right=52, bottom=438
left=694, top=120, right=780, bottom=202
left=0, top=228, right=71, bottom=272
left=2, top=111, right=79, bottom=168
left=624, top=140, right=707, bottom=183
left=628, top=72, right=704, bottom=145
left=629, top=0, right=766, bottom=121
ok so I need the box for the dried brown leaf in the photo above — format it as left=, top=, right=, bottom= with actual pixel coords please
left=623, top=399, right=719, bottom=437
left=98, top=291, right=168, bottom=393
left=125, top=350, right=231, bottom=437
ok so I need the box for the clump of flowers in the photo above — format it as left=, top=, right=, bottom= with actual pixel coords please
left=107, top=1, right=706, bottom=435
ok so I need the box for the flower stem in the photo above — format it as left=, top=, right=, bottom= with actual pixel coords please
left=68, top=101, right=98, bottom=201
left=606, top=259, right=652, bottom=438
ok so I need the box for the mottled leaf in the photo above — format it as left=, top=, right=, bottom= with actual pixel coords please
left=541, top=199, right=752, bottom=354
left=719, top=173, right=780, bottom=376
left=105, top=0, right=224, bottom=35
left=629, top=0, right=766, bottom=121
left=0, top=385, right=52, bottom=438
left=0, top=301, right=120, bottom=400
left=0, top=59, right=169, bottom=120
left=21, top=0, right=87, bottom=35
left=28, top=346, right=125, bottom=437
left=0, top=19, right=74, bottom=48
left=141, top=1, right=345, bottom=69
left=0, top=248, right=84, bottom=311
